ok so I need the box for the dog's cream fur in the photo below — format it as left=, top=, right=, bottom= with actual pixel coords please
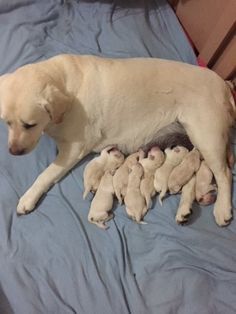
left=0, top=54, right=235, bottom=225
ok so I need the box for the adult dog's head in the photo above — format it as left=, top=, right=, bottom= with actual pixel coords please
left=0, top=64, right=71, bottom=155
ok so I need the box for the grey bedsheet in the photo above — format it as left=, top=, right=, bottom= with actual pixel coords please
left=0, top=1, right=236, bottom=314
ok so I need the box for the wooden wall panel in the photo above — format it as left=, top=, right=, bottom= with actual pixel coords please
left=173, top=0, right=236, bottom=79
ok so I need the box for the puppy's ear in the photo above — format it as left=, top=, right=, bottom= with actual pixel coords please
left=138, top=149, right=145, bottom=160
left=110, top=169, right=116, bottom=176
left=41, top=84, right=71, bottom=124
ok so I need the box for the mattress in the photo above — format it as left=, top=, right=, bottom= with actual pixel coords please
left=0, top=1, right=236, bottom=314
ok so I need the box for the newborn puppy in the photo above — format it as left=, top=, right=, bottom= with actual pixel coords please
left=195, top=160, right=217, bottom=205
left=139, top=146, right=165, bottom=173
left=175, top=175, right=196, bottom=224
left=140, top=146, right=165, bottom=208
left=124, top=163, right=147, bottom=223
left=113, top=150, right=145, bottom=204
left=83, top=146, right=124, bottom=199
left=154, top=146, right=189, bottom=204
left=168, top=148, right=201, bottom=194
left=88, top=171, right=114, bottom=229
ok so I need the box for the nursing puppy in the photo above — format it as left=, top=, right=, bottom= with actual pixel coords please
left=175, top=175, right=196, bottom=224
left=168, top=148, right=201, bottom=194
left=195, top=160, right=217, bottom=206
left=0, top=55, right=235, bottom=226
left=124, top=163, right=147, bottom=223
left=88, top=171, right=115, bottom=229
left=83, top=145, right=124, bottom=199
left=140, top=146, right=165, bottom=208
left=113, top=150, right=144, bottom=204
left=154, top=146, right=189, bottom=204
left=176, top=162, right=217, bottom=224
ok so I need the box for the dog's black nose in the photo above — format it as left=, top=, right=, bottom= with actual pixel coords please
left=9, top=147, right=26, bottom=155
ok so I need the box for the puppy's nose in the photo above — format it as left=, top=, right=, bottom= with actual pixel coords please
left=9, top=147, right=26, bottom=155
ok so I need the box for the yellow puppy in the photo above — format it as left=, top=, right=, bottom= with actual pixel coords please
left=140, top=146, right=165, bottom=208
left=88, top=171, right=115, bottom=229
left=124, top=163, right=147, bottom=223
left=175, top=175, right=196, bottom=224
left=83, top=146, right=124, bottom=199
left=113, top=150, right=144, bottom=204
left=195, top=160, right=217, bottom=205
left=168, top=148, right=201, bottom=194
left=154, top=146, right=189, bottom=204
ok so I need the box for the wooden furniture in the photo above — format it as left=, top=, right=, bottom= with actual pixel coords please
left=169, top=0, right=236, bottom=80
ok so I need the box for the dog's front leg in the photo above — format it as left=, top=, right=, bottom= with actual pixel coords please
left=17, top=142, right=86, bottom=215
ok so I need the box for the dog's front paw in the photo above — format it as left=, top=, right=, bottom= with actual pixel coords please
left=17, top=194, right=37, bottom=215
left=213, top=207, right=233, bottom=226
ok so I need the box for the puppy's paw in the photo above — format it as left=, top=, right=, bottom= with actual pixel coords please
left=213, top=207, right=233, bottom=226
left=169, top=184, right=181, bottom=194
left=88, top=211, right=114, bottom=229
left=17, top=194, right=37, bottom=215
left=175, top=207, right=192, bottom=225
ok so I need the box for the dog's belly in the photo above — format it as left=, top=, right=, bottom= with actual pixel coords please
left=93, top=122, right=193, bottom=154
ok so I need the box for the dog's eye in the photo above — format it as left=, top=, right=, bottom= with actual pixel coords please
left=23, top=123, right=37, bottom=130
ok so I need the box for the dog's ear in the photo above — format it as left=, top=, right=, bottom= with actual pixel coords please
left=0, top=74, right=10, bottom=113
left=41, top=84, right=71, bottom=124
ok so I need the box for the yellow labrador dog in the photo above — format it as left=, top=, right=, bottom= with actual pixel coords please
left=0, top=55, right=235, bottom=226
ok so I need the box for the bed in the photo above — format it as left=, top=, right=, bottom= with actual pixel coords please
left=0, top=1, right=236, bottom=313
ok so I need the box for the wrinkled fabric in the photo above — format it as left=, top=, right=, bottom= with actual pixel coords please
left=1, top=1, right=236, bottom=314
left=0, top=0, right=196, bottom=75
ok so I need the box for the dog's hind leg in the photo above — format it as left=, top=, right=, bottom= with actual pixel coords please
left=183, top=115, right=232, bottom=226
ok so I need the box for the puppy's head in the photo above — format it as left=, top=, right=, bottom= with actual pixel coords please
left=0, top=65, right=71, bottom=155
left=165, top=146, right=189, bottom=164
left=130, top=163, right=144, bottom=178
left=107, top=147, right=125, bottom=168
left=125, top=151, right=144, bottom=168
left=147, top=146, right=165, bottom=168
